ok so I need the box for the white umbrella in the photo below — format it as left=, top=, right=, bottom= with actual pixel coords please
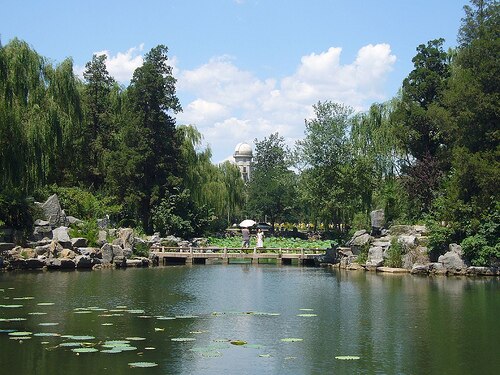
left=239, top=219, right=256, bottom=228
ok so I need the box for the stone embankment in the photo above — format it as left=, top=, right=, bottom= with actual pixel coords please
left=334, top=210, right=498, bottom=277
left=0, top=194, right=154, bottom=271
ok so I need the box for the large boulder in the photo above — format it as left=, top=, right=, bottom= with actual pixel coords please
left=438, top=243, right=467, bottom=274
left=74, top=255, right=99, bottom=269
left=71, top=238, right=88, bottom=248
left=370, top=209, right=385, bottom=235
left=41, top=194, right=67, bottom=227
left=48, top=258, right=76, bottom=269
left=26, top=258, right=46, bottom=269
left=411, top=264, right=429, bottom=275
left=101, top=243, right=114, bottom=264
left=97, top=230, right=108, bottom=247
left=52, top=226, right=72, bottom=248
left=33, top=220, right=53, bottom=241
left=366, top=246, right=384, bottom=268
left=60, top=248, right=76, bottom=259
left=0, top=242, right=15, bottom=252
left=118, top=228, right=135, bottom=250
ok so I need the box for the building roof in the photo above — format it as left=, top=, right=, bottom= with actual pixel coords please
left=234, top=142, right=253, bottom=157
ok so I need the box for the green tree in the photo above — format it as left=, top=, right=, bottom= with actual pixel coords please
left=295, top=101, right=354, bottom=228
left=123, top=44, right=182, bottom=232
left=82, top=54, right=116, bottom=188
left=247, top=133, right=297, bottom=228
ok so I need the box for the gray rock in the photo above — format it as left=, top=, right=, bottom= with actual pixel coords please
left=75, top=255, right=94, bottom=268
left=113, top=256, right=126, bottom=267
left=97, top=216, right=110, bottom=229
left=101, top=243, right=114, bottom=264
left=41, top=194, right=67, bottom=227
left=52, top=226, right=71, bottom=247
left=112, top=245, right=124, bottom=258
left=366, top=246, right=384, bottom=267
left=449, top=243, right=463, bottom=256
left=60, top=248, right=76, bottom=259
left=398, top=235, right=417, bottom=247
left=26, top=258, right=46, bottom=269
left=77, top=247, right=98, bottom=257
left=466, top=266, right=498, bottom=276
left=370, top=209, right=385, bottom=230
left=411, top=264, right=429, bottom=275
left=118, top=228, right=135, bottom=250
left=126, top=259, right=143, bottom=267
left=71, top=238, right=88, bottom=248
left=66, top=216, right=82, bottom=225
left=33, top=225, right=53, bottom=241
left=48, top=258, right=76, bottom=269
left=123, top=248, right=133, bottom=258
left=428, top=262, right=447, bottom=275
left=34, top=219, right=50, bottom=226
left=351, top=233, right=373, bottom=248
left=97, top=230, right=108, bottom=246
left=438, top=251, right=467, bottom=272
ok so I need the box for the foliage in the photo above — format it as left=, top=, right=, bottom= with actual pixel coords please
left=0, top=189, right=33, bottom=230
left=69, top=220, right=99, bottom=247
left=133, top=242, right=150, bottom=257
left=355, top=242, right=370, bottom=264
left=385, top=238, right=404, bottom=268
left=206, top=236, right=331, bottom=249
left=426, top=220, right=457, bottom=261
left=37, top=185, right=122, bottom=220
left=247, top=133, right=298, bottom=227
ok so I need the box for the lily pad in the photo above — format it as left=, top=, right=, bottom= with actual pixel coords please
left=126, top=337, right=146, bottom=341
left=13, top=297, right=34, bottom=300
left=0, top=304, right=23, bottom=308
left=299, top=308, right=314, bottom=311
left=72, top=347, right=99, bottom=353
left=156, top=316, right=176, bottom=320
left=101, top=323, right=113, bottom=326
left=9, top=331, right=32, bottom=336
left=128, top=362, right=158, bottom=368
left=230, top=340, right=247, bottom=346
left=280, top=338, right=303, bottom=342
left=28, top=312, right=47, bottom=315
left=171, top=337, right=196, bottom=342
left=126, top=309, right=145, bottom=314
left=39, top=322, right=59, bottom=326
left=10, top=336, right=31, bottom=340
left=104, top=340, right=130, bottom=345
left=335, top=355, right=361, bottom=360
left=59, top=342, right=84, bottom=347
left=245, top=344, right=265, bottom=349
left=37, top=303, right=55, bottom=306
left=297, top=313, right=317, bottom=317
left=154, top=328, right=164, bottom=331
left=259, top=354, right=272, bottom=358
left=175, top=315, right=198, bottom=319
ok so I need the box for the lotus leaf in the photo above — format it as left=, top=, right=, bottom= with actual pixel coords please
left=128, top=362, right=158, bottom=368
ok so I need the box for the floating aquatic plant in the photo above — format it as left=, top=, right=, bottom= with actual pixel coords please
left=126, top=337, right=146, bottom=341
left=297, top=314, right=317, bottom=317
left=230, top=340, right=247, bottom=346
left=171, top=337, right=196, bottom=342
left=37, top=303, right=54, bottom=306
left=59, top=342, right=84, bottom=347
left=127, top=309, right=145, bottom=314
left=72, top=347, right=99, bottom=353
left=13, top=297, right=34, bottom=300
left=259, top=354, right=272, bottom=358
left=34, top=333, right=60, bottom=337
left=28, top=312, right=47, bottom=315
left=175, top=315, right=198, bottom=319
left=9, top=331, right=32, bottom=336
left=0, top=304, right=23, bottom=308
left=280, top=338, right=303, bottom=342
left=128, top=362, right=158, bottom=368
left=156, top=316, right=176, bottom=320
left=39, top=322, right=59, bottom=326
left=335, top=356, right=360, bottom=360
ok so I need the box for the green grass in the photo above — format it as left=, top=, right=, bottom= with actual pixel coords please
left=206, top=236, right=331, bottom=249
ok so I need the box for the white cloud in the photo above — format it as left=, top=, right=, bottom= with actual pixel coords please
left=75, top=44, right=145, bottom=83
left=176, top=43, right=396, bottom=162
left=77, top=43, right=396, bottom=163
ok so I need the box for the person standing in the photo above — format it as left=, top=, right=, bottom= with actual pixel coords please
left=256, top=229, right=264, bottom=248
left=241, top=227, right=250, bottom=248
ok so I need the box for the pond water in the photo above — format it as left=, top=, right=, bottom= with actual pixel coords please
left=0, top=265, right=499, bottom=375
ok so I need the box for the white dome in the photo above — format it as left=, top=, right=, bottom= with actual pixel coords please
left=234, top=142, right=253, bottom=157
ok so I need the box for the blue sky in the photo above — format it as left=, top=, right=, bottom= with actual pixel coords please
left=1, top=0, right=465, bottom=162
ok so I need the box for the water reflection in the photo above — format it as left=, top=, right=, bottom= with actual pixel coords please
left=0, top=266, right=498, bottom=374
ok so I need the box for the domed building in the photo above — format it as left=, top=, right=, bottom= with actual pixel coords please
left=233, top=142, right=253, bottom=182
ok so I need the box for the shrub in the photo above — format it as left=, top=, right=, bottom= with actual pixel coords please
left=69, top=220, right=99, bottom=247
left=427, top=220, right=456, bottom=261
left=355, top=242, right=370, bottom=264
left=385, top=238, right=404, bottom=268
left=133, top=242, right=150, bottom=257
left=461, top=235, right=500, bottom=266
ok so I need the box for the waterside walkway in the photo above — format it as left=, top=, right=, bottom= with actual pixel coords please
left=151, top=246, right=326, bottom=266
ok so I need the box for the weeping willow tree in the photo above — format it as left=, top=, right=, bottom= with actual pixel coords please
left=178, top=125, right=245, bottom=228
left=0, top=38, right=82, bottom=193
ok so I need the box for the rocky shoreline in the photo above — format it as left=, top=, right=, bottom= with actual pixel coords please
left=332, top=217, right=499, bottom=277
left=0, top=198, right=498, bottom=276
